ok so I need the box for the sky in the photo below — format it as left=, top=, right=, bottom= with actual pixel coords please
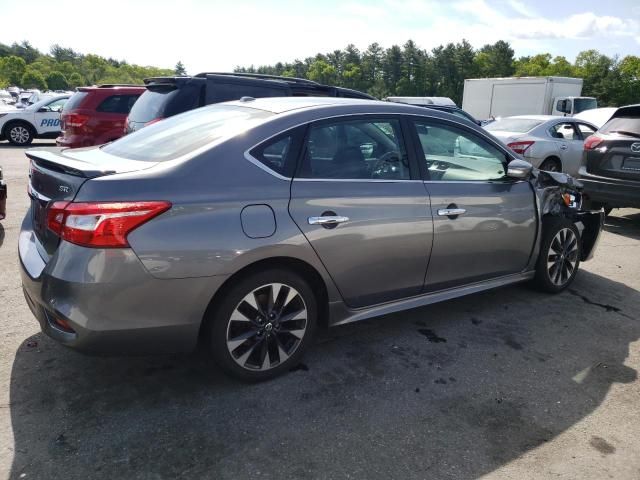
left=0, top=0, right=639, bottom=73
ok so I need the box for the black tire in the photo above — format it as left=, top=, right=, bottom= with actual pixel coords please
left=539, top=158, right=561, bottom=172
left=207, top=268, right=317, bottom=381
left=5, top=121, right=34, bottom=146
left=534, top=217, right=581, bottom=293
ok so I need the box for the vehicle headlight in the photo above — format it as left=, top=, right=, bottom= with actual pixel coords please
left=562, top=193, right=581, bottom=209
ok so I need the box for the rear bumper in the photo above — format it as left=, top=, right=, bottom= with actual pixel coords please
left=19, top=216, right=228, bottom=355
left=0, top=180, right=6, bottom=220
left=56, top=134, right=89, bottom=149
left=578, top=167, right=640, bottom=208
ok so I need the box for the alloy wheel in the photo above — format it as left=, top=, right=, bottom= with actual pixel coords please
left=10, top=126, right=30, bottom=144
left=547, top=228, right=579, bottom=286
left=226, top=283, right=308, bottom=371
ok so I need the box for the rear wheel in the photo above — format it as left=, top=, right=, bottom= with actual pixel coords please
left=539, top=157, right=561, bottom=172
left=6, top=122, right=34, bottom=146
left=534, top=218, right=581, bottom=293
left=208, top=269, right=317, bottom=381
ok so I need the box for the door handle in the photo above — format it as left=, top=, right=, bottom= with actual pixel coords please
left=308, top=215, right=350, bottom=226
left=437, top=208, right=466, bottom=217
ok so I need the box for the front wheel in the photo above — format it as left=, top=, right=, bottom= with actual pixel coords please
left=534, top=218, right=581, bottom=293
left=7, top=122, right=34, bottom=146
left=208, top=269, right=317, bottom=381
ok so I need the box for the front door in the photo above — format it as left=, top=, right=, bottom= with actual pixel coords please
left=289, top=117, right=433, bottom=308
left=409, top=118, right=537, bottom=291
left=33, top=97, right=66, bottom=135
left=549, top=121, right=585, bottom=176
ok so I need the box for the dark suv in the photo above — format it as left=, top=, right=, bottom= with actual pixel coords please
left=57, top=85, right=145, bottom=148
left=579, top=104, right=640, bottom=210
left=125, top=72, right=374, bottom=133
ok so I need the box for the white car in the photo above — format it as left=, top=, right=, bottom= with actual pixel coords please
left=0, top=95, right=69, bottom=146
left=485, top=115, right=598, bottom=177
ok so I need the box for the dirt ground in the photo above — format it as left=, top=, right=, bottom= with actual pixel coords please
left=1, top=141, right=639, bottom=479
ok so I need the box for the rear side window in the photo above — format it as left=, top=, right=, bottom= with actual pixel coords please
left=103, top=105, right=273, bottom=162
left=96, top=95, right=140, bottom=114
left=600, top=116, right=640, bottom=138
left=62, top=92, right=88, bottom=112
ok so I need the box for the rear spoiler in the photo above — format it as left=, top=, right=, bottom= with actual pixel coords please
left=25, top=149, right=115, bottom=178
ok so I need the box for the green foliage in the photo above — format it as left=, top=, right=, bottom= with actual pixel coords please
left=45, top=71, right=69, bottom=90
left=21, top=69, right=47, bottom=90
left=236, top=40, right=640, bottom=107
left=0, top=40, right=173, bottom=89
left=175, top=61, right=187, bottom=76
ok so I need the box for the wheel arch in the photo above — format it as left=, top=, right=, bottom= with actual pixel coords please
left=2, top=119, right=36, bottom=136
left=541, top=155, right=562, bottom=171
left=198, top=256, right=330, bottom=343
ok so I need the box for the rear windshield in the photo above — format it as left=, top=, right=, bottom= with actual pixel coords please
left=600, top=115, right=640, bottom=138
left=127, top=89, right=179, bottom=123
left=62, top=92, right=88, bottom=112
left=485, top=118, right=544, bottom=133
left=103, top=105, right=273, bottom=162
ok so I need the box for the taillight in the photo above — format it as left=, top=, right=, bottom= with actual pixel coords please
left=47, top=201, right=171, bottom=248
left=145, top=117, right=163, bottom=127
left=584, top=135, right=604, bottom=150
left=507, top=141, right=535, bottom=155
left=64, top=113, right=89, bottom=128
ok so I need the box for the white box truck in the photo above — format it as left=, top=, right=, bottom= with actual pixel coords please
left=462, top=76, right=597, bottom=120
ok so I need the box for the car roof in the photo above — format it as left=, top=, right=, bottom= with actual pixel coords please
left=501, top=115, right=565, bottom=121
left=223, top=96, right=428, bottom=115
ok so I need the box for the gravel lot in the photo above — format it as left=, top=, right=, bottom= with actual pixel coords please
left=1, top=141, right=639, bottom=480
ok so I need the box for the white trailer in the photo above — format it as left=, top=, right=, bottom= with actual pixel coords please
left=462, top=76, right=597, bottom=120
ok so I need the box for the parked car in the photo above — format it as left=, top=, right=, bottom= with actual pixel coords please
left=0, top=166, right=6, bottom=220
left=485, top=115, right=598, bottom=176
left=56, top=85, right=145, bottom=148
left=574, top=107, right=618, bottom=129
left=0, top=94, right=69, bottom=145
left=0, top=89, right=14, bottom=106
left=386, top=96, right=480, bottom=125
left=125, top=72, right=375, bottom=133
left=20, top=97, right=603, bottom=381
left=579, top=104, right=640, bottom=210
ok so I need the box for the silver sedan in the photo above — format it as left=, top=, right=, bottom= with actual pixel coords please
left=485, top=115, right=598, bottom=176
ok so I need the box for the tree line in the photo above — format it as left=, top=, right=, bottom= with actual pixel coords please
left=235, top=40, right=640, bottom=107
left=0, top=41, right=180, bottom=91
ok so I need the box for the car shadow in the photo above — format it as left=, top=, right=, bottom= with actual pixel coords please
left=604, top=209, right=640, bottom=241
left=8, top=270, right=640, bottom=479
left=0, top=142, right=56, bottom=149
left=0, top=223, right=4, bottom=247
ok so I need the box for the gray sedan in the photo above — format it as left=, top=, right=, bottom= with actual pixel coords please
left=485, top=115, right=598, bottom=176
left=19, top=97, right=603, bottom=381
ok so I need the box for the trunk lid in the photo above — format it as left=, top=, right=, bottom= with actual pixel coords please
left=26, top=147, right=155, bottom=256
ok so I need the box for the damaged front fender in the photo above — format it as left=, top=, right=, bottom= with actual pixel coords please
left=531, top=168, right=605, bottom=261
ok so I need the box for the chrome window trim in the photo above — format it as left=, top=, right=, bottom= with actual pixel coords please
left=293, top=178, right=423, bottom=183
left=242, top=110, right=516, bottom=181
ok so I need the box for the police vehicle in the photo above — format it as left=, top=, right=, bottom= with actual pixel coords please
left=0, top=95, right=69, bottom=145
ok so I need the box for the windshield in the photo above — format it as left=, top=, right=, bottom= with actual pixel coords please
left=128, top=89, right=179, bottom=123
left=600, top=116, right=640, bottom=138
left=103, top=104, right=273, bottom=162
left=485, top=118, right=544, bottom=133
left=574, top=98, right=598, bottom=114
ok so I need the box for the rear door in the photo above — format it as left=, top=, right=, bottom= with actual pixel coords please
left=288, top=116, right=433, bottom=308
left=93, top=94, right=141, bottom=142
left=548, top=121, right=584, bottom=176
left=410, top=118, right=537, bottom=291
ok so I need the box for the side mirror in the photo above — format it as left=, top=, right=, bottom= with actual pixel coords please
left=507, top=159, right=533, bottom=180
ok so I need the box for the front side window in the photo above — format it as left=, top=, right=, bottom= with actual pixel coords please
left=576, top=123, right=596, bottom=139
left=45, top=98, right=67, bottom=112
left=299, top=118, right=410, bottom=180
left=414, top=121, right=507, bottom=181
